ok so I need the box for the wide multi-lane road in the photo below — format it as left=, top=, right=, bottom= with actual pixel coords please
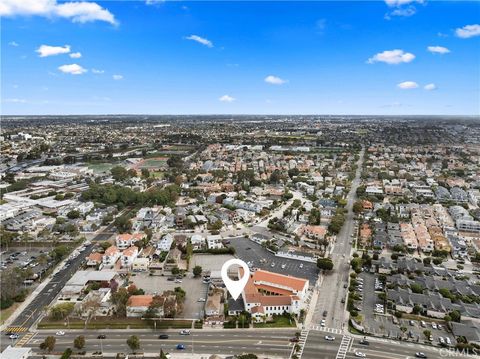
left=22, top=329, right=296, bottom=358
left=303, top=330, right=474, bottom=359
left=2, top=224, right=115, bottom=348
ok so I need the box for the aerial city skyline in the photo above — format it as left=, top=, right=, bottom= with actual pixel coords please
left=1, top=2, right=480, bottom=359
left=1, top=0, right=480, bottom=115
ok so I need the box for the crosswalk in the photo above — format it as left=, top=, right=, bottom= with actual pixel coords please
left=335, top=335, right=353, bottom=359
left=15, top=332, right=36, bottom=347
left=5, top=326, right=28, bottom=333
left=310, top=325, right=343, bottom=334
left=296, top=330, right=309, bottom=358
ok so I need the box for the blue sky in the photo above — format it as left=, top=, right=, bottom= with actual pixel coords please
left=1, top=0, right=479, bottom=115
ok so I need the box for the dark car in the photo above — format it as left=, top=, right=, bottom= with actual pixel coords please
left=322, top=310, right=328, bottom=317
left=359, top=339, right=370, bottom=346
left=167, top=277, right=175, bottom=281
left=176, top=344, right=186, bottom=350
left=97, top=335, right=106, bottom=339
left=158, top=334, right=169, bottom=339
left=289, top=337, right=299, bottom=343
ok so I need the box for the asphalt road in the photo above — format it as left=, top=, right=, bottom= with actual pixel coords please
left=311, top=147, right=365, bottom=331
left=2, top=224, right=115, bottom=345
left=22, top=329, right=296, bottom=357
left=302, top=330, right=475, bottom=359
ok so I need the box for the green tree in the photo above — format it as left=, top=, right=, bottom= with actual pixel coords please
left=50, top=302, right=75, bottom=320
left=410, top=283, right=424, bottom=294
left=193, top=265, right=202, bottom=277
left=449, top=310, right=461, bottom=322
left=317, top=258, right=334, bottom=271
left=42, top=336, right=56, bottom=353
left=114, top=215, right=132, bottom=233
left=73, top=335, right=85, bottom=351
left=423, top=330, right=431, bottom=339
left=67, top=210, right=81, bottom=219
left=60, top=348, right=73, bottom=359
left=126, top=335, right=140, bottom=353
left=353, top=201, right=363, bottom=214
left=111, top=166, right=129, bottom=181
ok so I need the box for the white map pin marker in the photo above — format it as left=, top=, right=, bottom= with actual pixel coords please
left=221, top=258, right=250, bottom=300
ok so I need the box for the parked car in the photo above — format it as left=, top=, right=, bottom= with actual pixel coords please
left=323, top=310, right=328, bottom=317
left=324, top=336, right=335, bottom=341
left=198, top=298, right=206, bottom=302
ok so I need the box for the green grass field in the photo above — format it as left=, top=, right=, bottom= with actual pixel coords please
left=87, top=163, right=116, bottom=174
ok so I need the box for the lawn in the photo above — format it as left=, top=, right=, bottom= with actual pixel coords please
left=38, top=317, right=192, bottom=330
left=253, top=316, right=296, bottom=328
left=87, top=163, right=116, bottom=174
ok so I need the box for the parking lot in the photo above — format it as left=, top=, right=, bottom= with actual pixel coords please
left=0, top=248, right=52, bottom=284
left=357, top=273, right=456, bottom=346
left=131, top=272, right=209, bottom=319
left=190, top=254, right=235, bottom=273
left=229, top=237, right=319, bottom=285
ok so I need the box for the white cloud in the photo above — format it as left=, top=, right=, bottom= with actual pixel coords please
left=0, top=0, right=116, bottom=25
left=185, top=35, right=213, bottom=48
left=8, top=41, right=19, bottom=47
left=424, top=83, right=437, bottom=91
left=427, top=46, right=450, bottom=54
left=92, top=68, right=104, bottom=74
left=112, top=74, right=123, bottom=80
left=385, top=5, right=416, bottom=19
left=455, top=24, right=480, bottom=39
left=58, top=63, right=87, bottom=75
left=69, top=52, right=82, bottom=58
left=219, top=95, right=235, bottom=102
left=3, top=98, right=26, bottom=103
left=397, top=81, right=419, bottom=89
left=36, top=44, right=70, bottom=57
left=367, top=49, right=415, bottom=64
left=264, top=75, right=287, bottom=85
left=384, top=0, right=422, bottom=7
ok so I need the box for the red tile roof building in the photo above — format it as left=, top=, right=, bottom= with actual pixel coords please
left=240, top=269, right=309, bottom=321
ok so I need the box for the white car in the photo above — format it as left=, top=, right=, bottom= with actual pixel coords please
left=56, top=331, right=65, bottom=336
left=324, top=335, right=335, bottom=341
left=321, top=319, right=326, bottom=327
left=355, top=352, right=367, bottom=358
left=432, top=323, right=437, bottom=329
left=197, top=298, right=206, bottom=302
left=179, top=330, right=191, bottom=335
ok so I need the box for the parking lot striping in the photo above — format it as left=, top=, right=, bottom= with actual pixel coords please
left=335, top=335, right=352, bottom=359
